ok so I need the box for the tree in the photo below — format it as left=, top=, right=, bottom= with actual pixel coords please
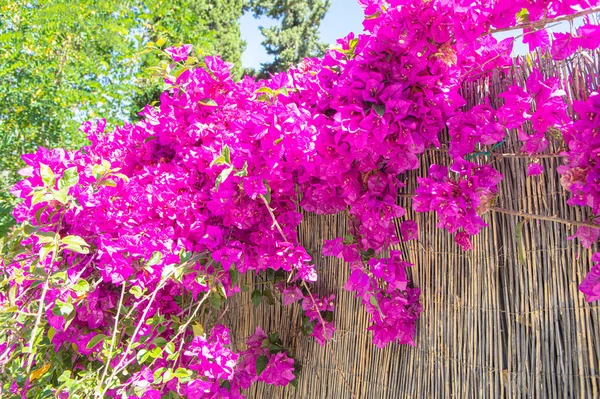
left=128, top=0, right=247, bottom=119
left=246, top=0, right=330, bottom=77
left=0, top=0, right=245, bottom=235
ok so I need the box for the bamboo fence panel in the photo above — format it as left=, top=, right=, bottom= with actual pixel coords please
left=225, top=51, right=600, bottom=398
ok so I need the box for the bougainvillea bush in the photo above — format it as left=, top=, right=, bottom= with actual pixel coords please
left=2, top=0, right=600, bottom=397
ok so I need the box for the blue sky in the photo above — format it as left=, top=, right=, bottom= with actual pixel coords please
left=240, top=1, right=591, bottom=70
left=241, top=0, right=364, bottom=69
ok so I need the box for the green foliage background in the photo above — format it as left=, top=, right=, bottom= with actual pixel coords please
left=0, top=0, right=330, bottom=235
left=0, top=0, right=247, bottom=235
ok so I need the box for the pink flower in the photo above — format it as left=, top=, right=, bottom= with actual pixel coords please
left=258, top=353, right=296, bottom=386
left=282, top=286, right=304, bottom=306
left=400, top=220, right=418, bottom=241
left=164, top=44, right=193, bottom=62
left=311, top=320, right=336, bottom=346
left=527, top=163, right=544, bottom=176
left=568, top=226, right=600, bottom=249
left=344, top=268, right=371, bottom=296
left=322, top=237, right=344, bottom=257
left=580, top=253, right=600, bottom=302
left=523, top=28, right=549, bottom=52
left=454, top=232, right=473, bottom=251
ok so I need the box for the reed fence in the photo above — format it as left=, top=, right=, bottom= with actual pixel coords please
left=225, top=50, right=600, bottom=399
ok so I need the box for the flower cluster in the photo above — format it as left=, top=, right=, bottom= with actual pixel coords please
left=301, top=294, right=336, bottom=346
left=233, top=327, right=297, bottom=389
left=342, top=250, right=421, bottom=348
left=3, top=0, right=600, bottom=397
left=580, top=252, right=600, bottom=302
left=414, top=162, right=502, bottom=250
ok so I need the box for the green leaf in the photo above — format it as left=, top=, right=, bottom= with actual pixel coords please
left=215, top=165, right=234, bottom=190
left=199, top=98, right=218, bottom=107
left=50, top=187, right=69, bottom=205
left=58, top=167, right=79, bottom=190
left=40, top=243, right=57, bottom=261
left=152, top=337, right=168, bottom=347
left=263, top=287, right=276, bottom=305
left=86, top=334, right=107, bottom=349
left=149, top=346, right=162, bottom=358
left=516, top=219, right=529, bottom=266
left=64, top=245, right=90, bottom=254
left=234, top=162, right=248, bottom=177
left=147, top=251, right=162, bottom=267
left=268, top=332, right=280, bottom=344
left=165, top=342, right=176, bottom=355
left=291, top=361, right=301, bottom=388
left=61, top=235, right=89, bottom=248
left=229, top=267, right=239, bottom=285
left=144, top=135, right=158, bottom=143
left=369, top=295, right=379, bottom=307
left=269, top=342, right=284, bottom=353
left=129, top=285, right=144, bottom=299
left=99, top=179, right=117, bottom=187
left=323, top=310, right=334, bottom=322
left=372, top=104, right=386, bottom=117
left=137, top=349, right=150, bottom=364
left=210, top=145, right=231, bottom=167
left=40, top=163, right=56, bottom=188
left=209, top=293, right=223, bottom=309
left=57, top=370, right=72, bottom=384
left=52, top=299, right=74, bottom=317
left=254, top=87, right=274, bottom=95
left=210, top=155, right=225, bottom=166
left=301, top=316, right=315, bottom=335
left=255, top=355, right=269, bottom=376
left=516, top=8, right=530, bottom=23
left=31, top=190, right=52, bottom=205
left=73, top=279, right=90, bottom=296
left=35, top=205, right=48, bottom=225
left=257, top=94, right=271, bottom=102
left=290, top=376, right=299, bottom=388
left=156, top=37, right=167, bottom=47
left=50, top=188, right=69, bottom=204
left=365, top=10, right=382, bottom=20
left=36, top=231, right=57, bottom=244
left=163, top=369, right=175, bottom=384
left=192, top=322, right=204, bottom=336
left=174, top=367, right=193, bottom=382
left=217, top=282, right=227, bottom=298
left=31, top=190, right=44, bottom=206
left=263, top=181, right=272, bottom=204
left=260, top=338, right=270, bottom=349
left=251, top=289, right=263, bottom=307
left=222, top=145, right=231, bottom=164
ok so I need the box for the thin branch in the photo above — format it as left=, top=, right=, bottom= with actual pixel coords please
left=25, top=269, right=51, bottom=374
left=491, top=207, right=600, bottom=229
left=157, top=289, right=212, bottom=371
left=488, top=6, right=600, bottom=35
left=97, top=282, right=126, bottom=393
left=427, top=148, right=567, bottom=159
left=99, top=271, right=174, bottom=396
left=259, top=194, right=288, bottom=241
left=490, top=152, right=567, bottom=159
